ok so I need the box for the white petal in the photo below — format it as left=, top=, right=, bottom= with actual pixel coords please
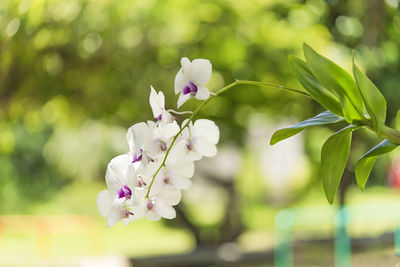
left=174, top=69, right=189, bottom=94
left=145, top=211, right=162, bottom=221
left=106, top=210, right=122, bottom=227
left=177, top=93, right=191, bottom=108
left=130, top=204, right=147, bottom=221
left=149, top=86, right=165, bottom=118
left=131, top=188, right=147, bottom=205
left=193, top=119, right=220, bottom=144
left=181, top=57, right=191, bottom=76
left=195, top=139, right=217, bottom=157
left=168, top=139, right=188, bottom=163
left=126, top=122, right=150, bottom=152
left=154, top=201, right=176, bottom=219
left=168, top=138, right=202, bottom=162
left=125, top=164, right=139, bottom=189
left=148, top=172, right=164, bottom=196
left=171, top=176, right=192, bottom=190
left=190, top=59, right=212, bottom=86
left=106, top=199, right=125, bottom=227
left=195, top=86, right=210, bottom=100
left=96, top=190, right=112, bottom=218
left=186, top=149, right=203, bottom=161
left=167, top=160, right=194, bottom=178
left=105, top=154, right=131, bottom=195
left=158, top=121, right=180, bottom=139
left=156, top=185, right=181, bottom=206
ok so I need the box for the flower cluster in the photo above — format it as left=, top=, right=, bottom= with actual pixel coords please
left=96, top=58, right=220, bottom=227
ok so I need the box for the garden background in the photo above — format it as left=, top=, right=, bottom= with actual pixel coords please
left=2, top=0, right=400, bottom=266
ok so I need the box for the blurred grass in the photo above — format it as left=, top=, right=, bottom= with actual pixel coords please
left=1, top=179, right=400, bottom=265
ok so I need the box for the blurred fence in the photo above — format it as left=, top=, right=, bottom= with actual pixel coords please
left=0, top=215, right=103, bottom=260
left=1, top=209, right=400, bottom=266
left=275, top=203, right=400, bottom=267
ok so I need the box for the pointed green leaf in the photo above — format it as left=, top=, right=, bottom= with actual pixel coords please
left=289, top=56, right=343, bottom=116
left=270, top=111, right=345, bottom=145
left=355, top=139, right=398, bottom=191
left=303, top=44, right=365, bottom=122
left=353, top=63, right=387, bottom=131
left=395, top=111, right=400, bottom=130
left=321, top=125, right=356, bottom=204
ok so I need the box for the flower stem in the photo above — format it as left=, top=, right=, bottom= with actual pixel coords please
left=236, top=80, right=311, bottom=97
left=144, top=80, right=307, bottom=198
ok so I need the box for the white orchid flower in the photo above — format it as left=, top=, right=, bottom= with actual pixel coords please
left=174, top=57, right=212, bottom=108
left=134, top=120, right=179, bottom=162
left=149, top=86, right=175, bottom=125
left=152, top=159, right=195, bottom=191
left=170, top=119, right=220, bottom=162
left=96, top=154, right=143, bottom=227
left=127, top=184, right=182, bottom=221
left=126, top=122, right=152, bottom=168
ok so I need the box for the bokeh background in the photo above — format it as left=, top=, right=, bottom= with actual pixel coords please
left=2, top=0, right=400, bottom=266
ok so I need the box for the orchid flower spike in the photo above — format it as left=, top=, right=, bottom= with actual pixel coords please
left=174, top=57, right=212, bottom=108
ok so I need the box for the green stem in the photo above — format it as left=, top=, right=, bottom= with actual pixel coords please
left=144, top=80, right=308, bottom=198
left=236, top=80, right=311, bottom=97
left=380, top=125, right=400, bottom=145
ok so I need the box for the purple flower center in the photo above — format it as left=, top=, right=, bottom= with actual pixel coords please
left=135, top=177, right=147, bottom=188
left=118, top=185, right=132, bottom=199
left=187, top=141, right=193, bottom=150
left=147, top=201, right=154, bottom=210
left=160, top=141, right=167, bottom=151
left=182, top=82, right=198, bottom=96
left=157, top=114, right=162, bottom=121
left=123, top=209, right=134, bottom=218
left=163, top=176, right=169, bottom=184
left=132, top=149, right=143, bottom=163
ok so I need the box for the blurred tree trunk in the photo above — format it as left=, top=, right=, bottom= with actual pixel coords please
left=362, top=0, right=384, bottom=47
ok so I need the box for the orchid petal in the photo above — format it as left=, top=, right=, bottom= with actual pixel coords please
left=177, top=93, right=191, bottom=108
left=174, top=69, right=189, bottom=94
left=105, top=154, right=131, bottom=195
left=154, top=201, right=176, bottom=219
left=181, top=57, right=191, bottom=76
left=167, top=160, right=194, bottom=178
left=149, top=86, right=165, bottom=118
left=156, top=185, right=182, bottom=206
left=106, top=198, right=125, bottom=227
left=190, top=59, right=212, bottom=86
left=157, top=120, right=180, bottom=139
left=126, top=122, right=150, bottom=152
left=195, top=86, right=210, bottom=100
left=193, top=119, right=220, bottom=144
left=96, top=190, right=112, bottom=218
left=195, top=138, right=217, bottom=157
left=171, top=176, right=192, bottom=190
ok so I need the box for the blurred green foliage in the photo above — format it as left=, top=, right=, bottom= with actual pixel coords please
left=1, top=0, right=400, bottom=241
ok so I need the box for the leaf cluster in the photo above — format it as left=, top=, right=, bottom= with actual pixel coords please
left=271, top=44, right=400, bottom=204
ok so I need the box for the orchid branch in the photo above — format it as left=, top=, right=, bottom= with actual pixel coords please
left=144, top=79, right=309, bottom=198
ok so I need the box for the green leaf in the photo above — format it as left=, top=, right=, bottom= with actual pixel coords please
left=395, top=111, right=400, bottom=130
left=355, top=139, right=398, bottom=191
left=270, top=111, right=345, bottom=145
left=289, top=56, right=343, bottom=116
left=303, top=44, right=365, bottom=123
left=353, top=63, right=386, bottom=131
left=321, top=125, right=356, bottom=204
